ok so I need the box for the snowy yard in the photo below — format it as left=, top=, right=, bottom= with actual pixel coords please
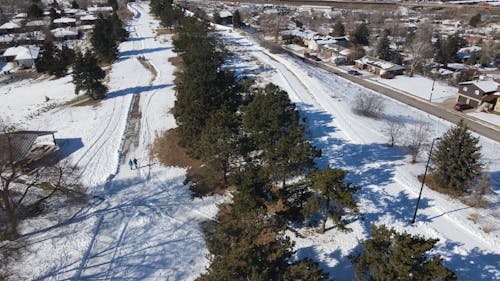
left=221, top=26, right=500, bottom=280
left=371, top=74, right=458, bottom=103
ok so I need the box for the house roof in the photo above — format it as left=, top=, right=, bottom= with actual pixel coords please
left=26, top=20, right=49, bottom=27
left=219, top=10, right=233, bottom=18
left=80, top=14, right=97, bottom=21
left=54, top=17, right=77, bottom=24
left=2, top=46, right=40, bottom=60
left=51, top=28, right=78, bottom=38
left=0, top=131, right=56, bottom=165
left=460, top=80, right=499, bottom=93
left=0, top=21, right=21, bottom=30
left=356, top=56, right=405, bottom=71
left=88, top=6, right=114, bottom=13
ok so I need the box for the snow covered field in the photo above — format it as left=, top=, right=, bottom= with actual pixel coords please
left=371, top=74, right=458, bottom=103
left=220, top=26, right=500, bottom=280
left=1, top=3, right=223, bottom=280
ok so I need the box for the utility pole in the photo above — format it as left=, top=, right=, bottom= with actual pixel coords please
left=412, top=137, right=440, bottom=224
left=429, top=68, right=436, bottom=102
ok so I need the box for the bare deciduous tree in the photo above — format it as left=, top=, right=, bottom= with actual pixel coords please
left=471, top=169, right=491, bottom=208
left=352, top=93, right=385, bottom=119
left=0, top=119, right=82, bottom=240
left=405, top=22, right=433, bottom=77
left=258, top=13, right=290, bottom=40
left=404, top=121, right=430, bottom=164
left=384, top=117, right=404, bottom=147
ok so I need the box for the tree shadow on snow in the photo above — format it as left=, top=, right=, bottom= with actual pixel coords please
left=22, top=171, right=210, bottom=281
left=117, top=47, right=171, bottom=61
left=106, top=84, right=172, bottom=99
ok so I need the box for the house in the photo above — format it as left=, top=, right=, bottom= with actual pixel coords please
left=456, top=79, right=499, bottom=108
left=0, top=21, right=22, bottom=35
left=53, top=17, right=77, bottom=28
left=354, top=56, right=405, bottom=78
left=0, top=131, right=58, bottom=167
left=79, top=14, right=97, bottom=25
left=219, top=10, right=233, bottom=25
left=51, top=28, right=79, bottom=41
left=87, top=6, right=114, bottom=16
left=25, top=20, right=50, bottom=32
left=1, top=45, right=40, bottom=68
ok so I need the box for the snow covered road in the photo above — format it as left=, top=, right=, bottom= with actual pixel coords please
left=4, top=3, right=222, bottom=280
left=221, top=26, right=500, bottom=280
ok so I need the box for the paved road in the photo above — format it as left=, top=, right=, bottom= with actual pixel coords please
left=277, top=47, right=500, bottom=142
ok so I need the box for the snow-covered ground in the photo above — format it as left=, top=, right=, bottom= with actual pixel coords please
left=221, top=26, right=500, bottom=280
left=469, top=111, right=500, bottom=127
left=371, top=74, right=457, bottom=103
left=1, top=2, right=223, bottom=280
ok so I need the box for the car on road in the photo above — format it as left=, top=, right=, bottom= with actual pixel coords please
left=454, top=103, right=473, bottom=111
left=348, top=70, right=362, bottom=76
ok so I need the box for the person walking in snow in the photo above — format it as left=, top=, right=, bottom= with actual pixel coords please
left=133, top=158, right=138, bottom=169
left=128, top=159, right=134, bottom=170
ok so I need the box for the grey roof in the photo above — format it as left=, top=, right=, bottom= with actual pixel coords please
left=0, top=131, right=56, bottom=165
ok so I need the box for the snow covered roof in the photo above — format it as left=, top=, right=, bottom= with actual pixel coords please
left=26, top=20, right=49, bottom=27
left=0, top=21, right=21, bottom=30
left=356, top=56, right=405, bottom=71
left=51, top=28, right=78, bottom=38
left=0, top=34, right=15, bottom=43
left=54, top=17, right=77, bottom=24
left=2, top=46, right=40, bottom=60
left=13, top=13, right=27, bottom=19
left=458, top=46, right=481, bottom=53
left=280, top=29, right=318, bottom=40
left=80, top=14, right=97, bottom=21
left=460, top=80, right=499, bottom=93
left=88, top=6, right=114, bottom=13
left=219, top=10, right=233, bottom=18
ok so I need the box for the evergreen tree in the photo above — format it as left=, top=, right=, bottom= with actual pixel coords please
left=434, top=37, right=448, bottom=66
left=73, top=51, right=107, bottom=100
left=242, top=84, right=320, bottom=190
left=71, top=0, right=79, bottom=9
left=352, top=23, right=370, bottom=46
left=36, top=40, right=74, bottom=77
left=232, top=10, right=242, bottom=28
left=376, top=33, right=391, bottom=61
left=445, top=32, right=466, bottom=62
left=200, top=107, right=240, bottom=186
left=431, top=120, right=483, bottom=194
left=284, top=259, right=329, bottom=281
left=212, top=11, right=221, bottom=24
left=111, top=12, right=129, bottom=42
left=49, top=8, right=60, bottom=20
left=91, top=16, right=118, bottom=64
left=332, top=20, right=345, bottom=37
left=350, top=224, right=457, bottom=281
left=27, top=4, right=43, bottom=18
left=108, top=0, right=118, bottom=10
left=173, top=16, right=239, bottom=156
left=469, top=13, right=481, bottom=27
left=304, top=167, right=359, bottom=233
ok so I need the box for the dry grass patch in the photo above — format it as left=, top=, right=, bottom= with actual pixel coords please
left=156, top=28, right=174, bottom=35
left=418, top=174, right=462, bottom=198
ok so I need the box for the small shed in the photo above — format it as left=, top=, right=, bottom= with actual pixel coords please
left=0, top=21, right=22, bottom=35
left=0, top=131, right=58, bottom=167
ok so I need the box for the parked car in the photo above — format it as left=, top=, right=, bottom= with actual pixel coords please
left=454, top=103, right=473, bottom=111
left=348, top=70, right=361, bottom=76
left=304, top=52, right=321, bottom=61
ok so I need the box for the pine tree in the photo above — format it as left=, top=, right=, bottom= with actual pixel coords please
left=242, top=84, right=320, bottom=190
left=73, top=51, right=107, bottom=100
left=431, top=120, right=483, bottom=194
left=108, top=0, right=118, bottom=10
left=36, top=40, right=74, bottom=77
left=27, top=4, right=43, bottom=18
left=212, top=12, right=221, bottom=24
left=351, top=224, right=457, bottom=281
left=304, top=167, right=359, bottom=233
left=352, top=23, right=370, bottom=46
left=91, top=16, right=118, bottom=64
left=200, top=107, right=240, bottom=186
left=434, top=37, right=448, bottom=66
left=232, top=10, right=242, bottom=28
left=71, top=0, right=79, bottom=9
left=332, top=20, right=345, bottom=37
left=376, top=33, right=391, bottom=61
left=469, top=13, right=481, bottom=27
left=111, top=12, right=128, bottom=42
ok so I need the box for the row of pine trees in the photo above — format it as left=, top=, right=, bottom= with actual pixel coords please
left=152, top=1, right=462, bottom=280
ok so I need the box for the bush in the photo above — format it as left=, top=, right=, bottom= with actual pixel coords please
left=352, top=92, right=385, bottom=118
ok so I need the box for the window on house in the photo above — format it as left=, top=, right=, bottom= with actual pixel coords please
left=475, top=90, right=479, bottom=95
left=463, top=86, right=468, bottom=91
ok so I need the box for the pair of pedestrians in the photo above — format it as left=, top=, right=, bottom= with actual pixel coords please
left=128, top=158, right=139, bottom=170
